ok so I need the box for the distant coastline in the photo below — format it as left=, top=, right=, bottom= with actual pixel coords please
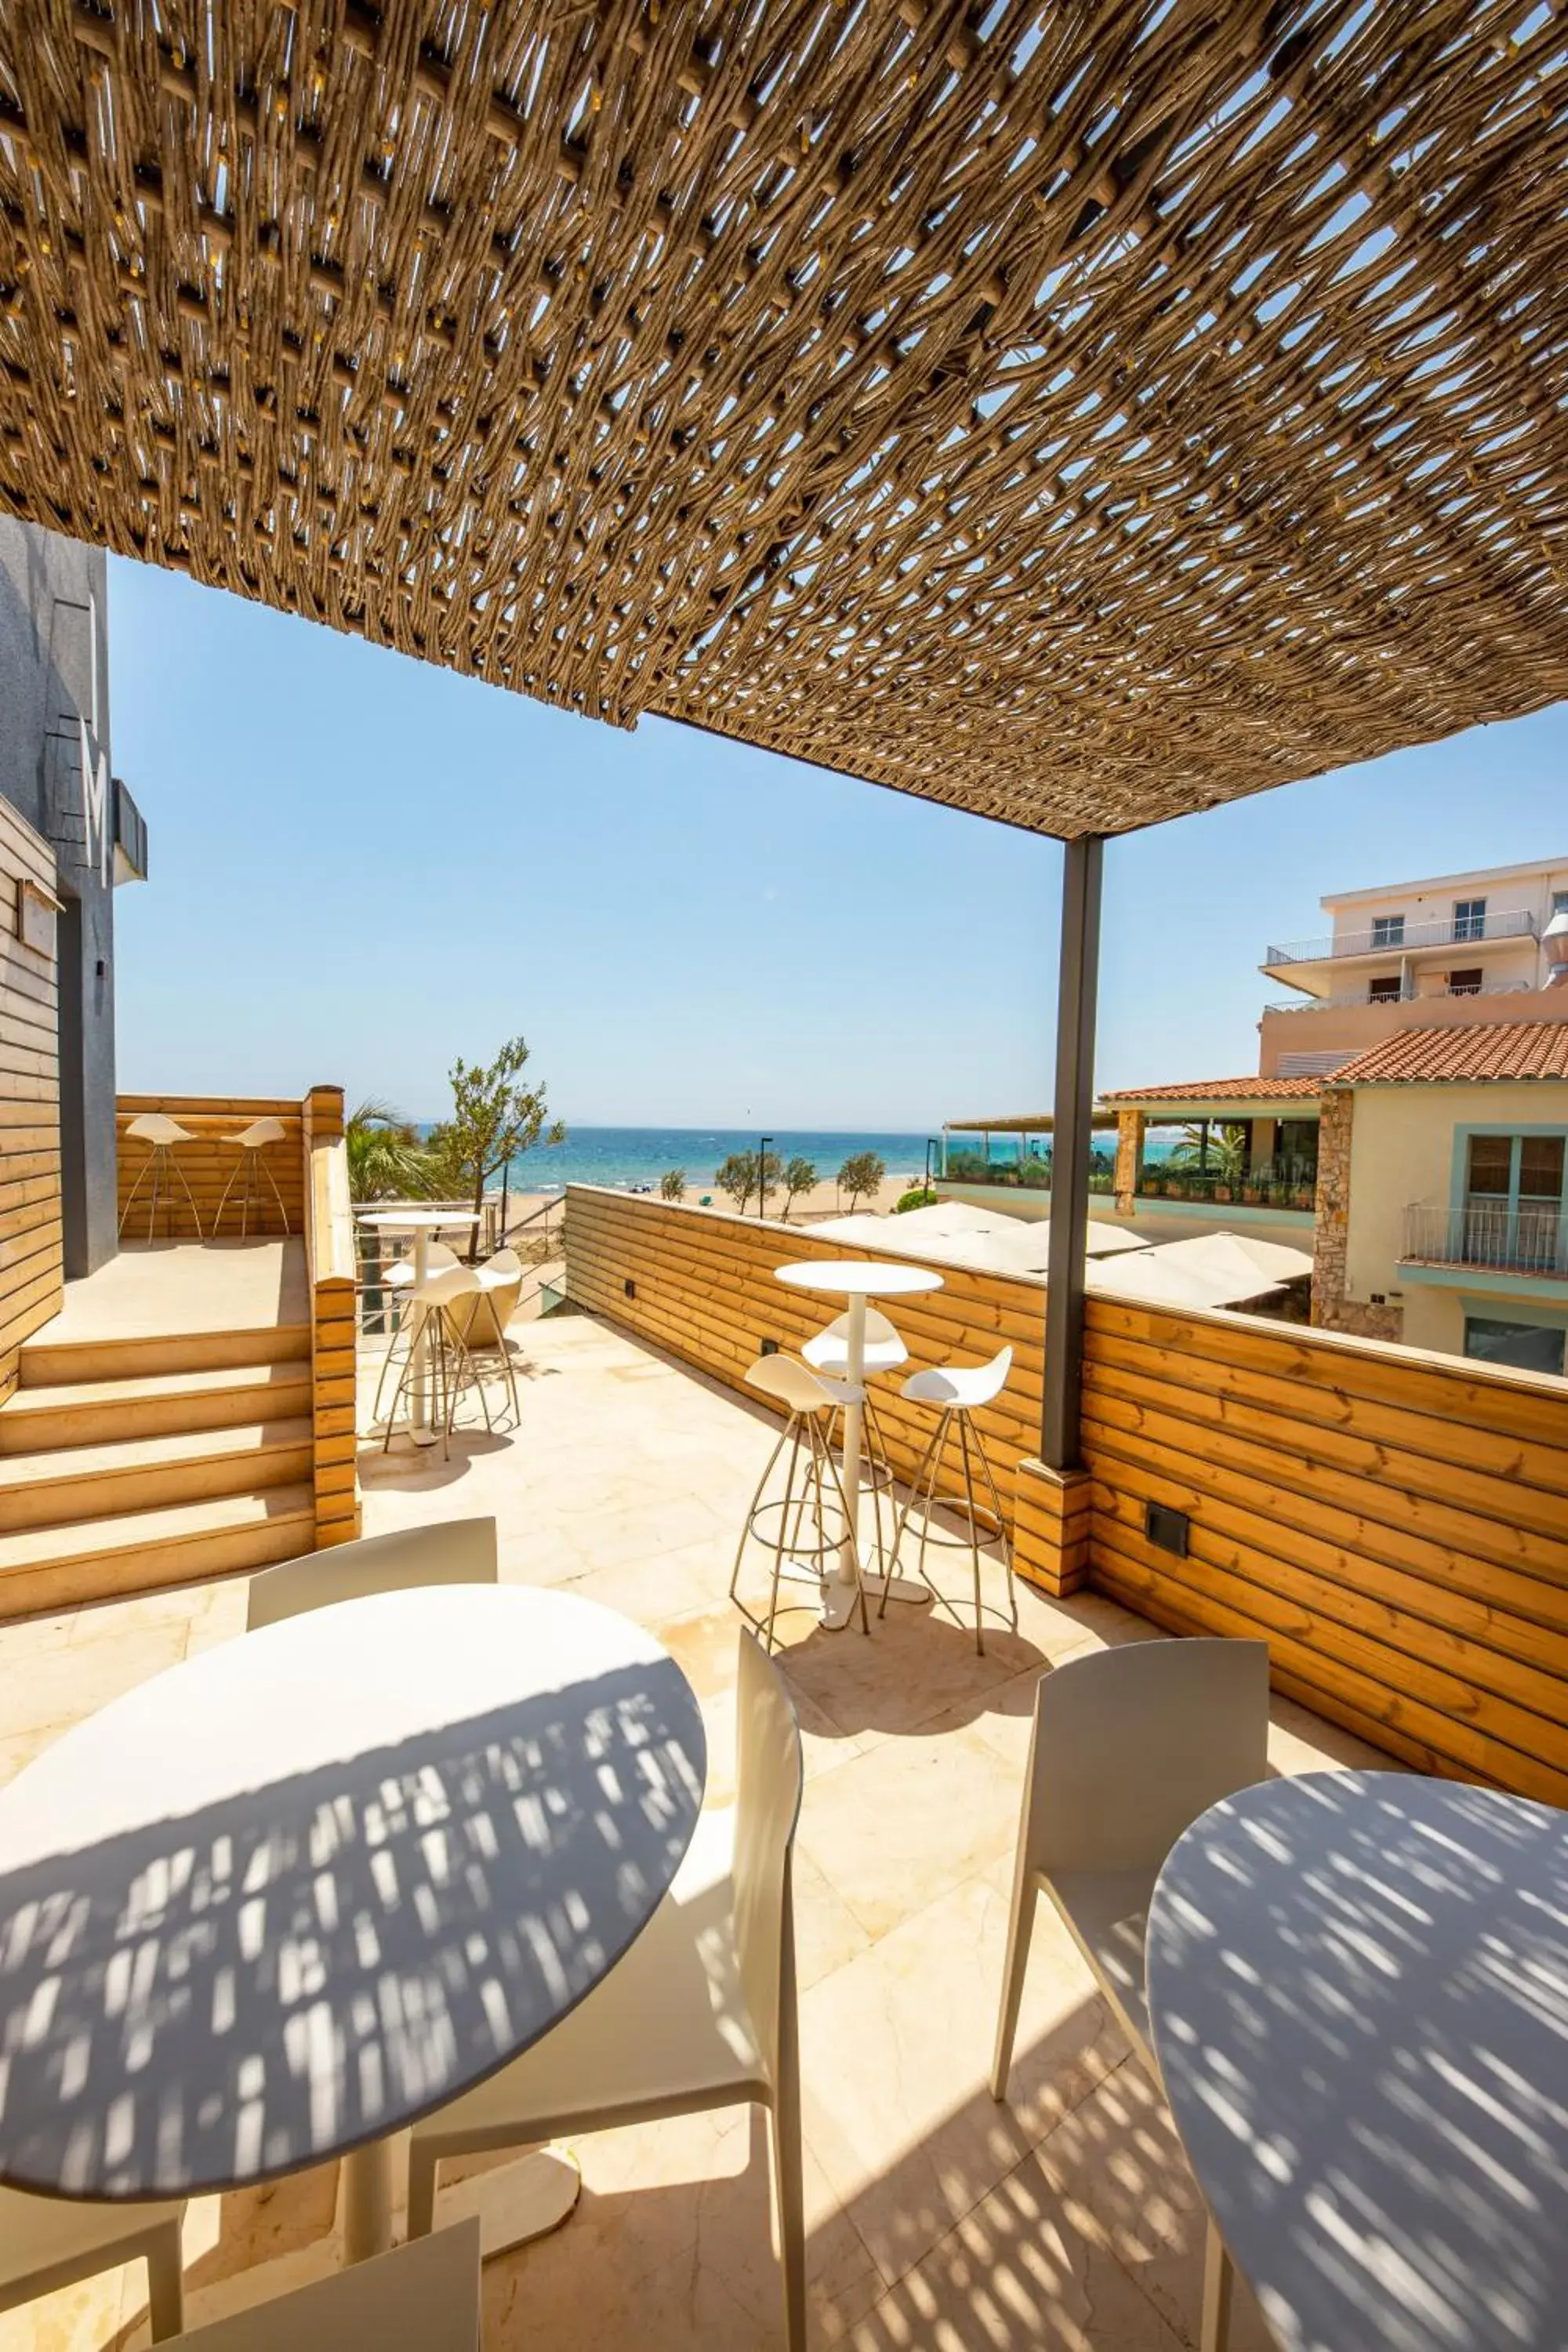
left=497, top=1124, right=935, bottom=1198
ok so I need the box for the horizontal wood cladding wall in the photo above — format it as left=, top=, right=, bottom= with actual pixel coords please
left=0, top=801, right=61, bottom=1401
left=115, top=1094, right=303, bottom=1238
left=1082, top=1298, right=1568, bottom=1807
left=566, top=1188, right=1568, bottom=1806
left=564, top=1187, right=1040, bottom=1523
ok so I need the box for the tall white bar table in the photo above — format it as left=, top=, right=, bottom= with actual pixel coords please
left=358, top=1206, right=484, bottom=1444
left=775, top=1258, right=943, bottom=1630
left=0, top=1584, right=707, bottom=2266
left=1148, top=1770, right=1568, bottom=2352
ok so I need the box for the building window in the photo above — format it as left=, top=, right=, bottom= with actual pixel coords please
left=1553, top=890, right=1568, bottom=916
left=1367, top=975, right=1402, bottom=1004
left=1446, top=968, right=1483, bottom=996
left=1370, top=915, right=1404, bottom=949
left=1463, top=1316, right=1566, bottom=1377
left=1454, top=897, right=1486, bottom=941
left=1462, top=1132, right=1566, bottom=1273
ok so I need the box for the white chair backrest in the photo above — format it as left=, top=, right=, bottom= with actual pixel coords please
left=416, top=1262, right=481, bottom=1305
left=246, top=1517, right=499, bottom=1632
left=1021, top=1639, right=1270, bottom=1876
left=233, top=1116, right=286, bottom=1149
left=731, top=1632, right=804, bottom=2095
left=425, top=1240, right=460, bottom=1272
left=821, top=1307, right=902, bottom=1349
left=483, top=1247, right=523, bottom=1278
left=125, top=1112, right=191, bottom=1145
left=743, top=1352, right=840, bottom=1414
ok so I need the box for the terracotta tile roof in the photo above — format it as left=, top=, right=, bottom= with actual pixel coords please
left=1097, top=1076, right=1324, bottom=1106
left=1332, top=1023, right=1568, bottom=1086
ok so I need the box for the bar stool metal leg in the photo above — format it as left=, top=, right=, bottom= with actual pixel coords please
left=730, top=1405, right=869, bottom=1651
left=889, top=1402, right=1015, bottom=1653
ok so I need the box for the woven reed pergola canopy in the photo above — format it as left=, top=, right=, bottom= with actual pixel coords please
left=1, top=2, right=1565, bottom=837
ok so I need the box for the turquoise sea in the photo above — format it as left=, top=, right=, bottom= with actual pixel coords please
left=502, top=1125, right=936, bottom=1196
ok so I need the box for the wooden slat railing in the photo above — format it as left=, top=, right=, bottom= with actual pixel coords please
left=563, top=1185, right=1568, bottom=1809
left=302, top=1084, right=361, bottom=1549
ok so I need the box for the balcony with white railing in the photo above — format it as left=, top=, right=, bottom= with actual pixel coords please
left=1265, top=909, right=1538, bottom=967
left=1401, top=1201, right=1568, bottom=1279
left=1263, top=981, right=1535, bottom=1014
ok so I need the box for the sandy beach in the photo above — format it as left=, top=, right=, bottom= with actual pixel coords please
left=509, top=1169, right=922, bottom=1230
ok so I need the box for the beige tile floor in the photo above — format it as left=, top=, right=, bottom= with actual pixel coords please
left=0, top=1309, right=1394, bottom=2352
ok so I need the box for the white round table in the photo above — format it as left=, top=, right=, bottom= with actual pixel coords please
left=1147, top=1771, right=1568, bottom=2352
left=358, top=1207, right=485, bottom=1443
left=0, top=1584, right=707, bottom=2264
left=775, top=1259, right=944, bottom=1628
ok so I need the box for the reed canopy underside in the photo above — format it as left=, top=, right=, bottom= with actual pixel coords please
left=1, top=0, right=1565, bottom=835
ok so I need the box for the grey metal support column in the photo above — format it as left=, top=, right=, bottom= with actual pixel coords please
left=1040, top=834, right=1105, bottom=1472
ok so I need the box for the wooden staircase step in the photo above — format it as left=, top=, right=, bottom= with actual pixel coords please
left=3, top=1420, right=314, bottom=1530
left=18, top=1323, right=312, bottom=1388
left=0, top=1486, right=318, bottom=1618
left=0, top=1361, right=314, bottom=1453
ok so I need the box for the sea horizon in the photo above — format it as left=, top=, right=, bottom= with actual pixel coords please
left=495, top=1123, right=936, bottom=1196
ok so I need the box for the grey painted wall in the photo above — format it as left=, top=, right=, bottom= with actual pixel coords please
left=0, top=519, right=119, bottom=1277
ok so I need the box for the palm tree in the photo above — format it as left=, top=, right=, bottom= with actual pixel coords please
left=346, top=1099, right=438, bottom=1204
left=1167, top=1121, right=1248, bottom=1186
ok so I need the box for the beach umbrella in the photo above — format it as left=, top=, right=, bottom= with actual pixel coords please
left=1087, top=1250, right=1285, bottom=1312
left=1140, top=1231, right=1313, bottom=1287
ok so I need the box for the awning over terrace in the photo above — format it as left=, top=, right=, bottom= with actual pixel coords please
left=2, top=0, right=1563, bottom=1484
left=0, top=3, right=1565, bottom=839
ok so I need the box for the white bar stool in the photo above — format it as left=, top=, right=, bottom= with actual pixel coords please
left=379, top=1264, right=492, bottom=1459
left=803, top=1308, right=906, bottom=1580
left=729, top=1353, right=870, bottom=1650
left=214, top=1116, right=290, bottom=1236
left=891, top=1345, right=1016, bottom=1652
left=119, top=1112, right=203, bottom=1241
left=372, top=1239, right=459, bottom=1412
left=452, top=1246, right=524, bottom=1424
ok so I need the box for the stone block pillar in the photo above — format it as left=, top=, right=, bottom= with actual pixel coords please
left=1013, top=1457, right=1094, bottom=1595
left=1113, top=1109, right=1145, bottom=1216
left=1311, top=1087, right=1403, bottom=1340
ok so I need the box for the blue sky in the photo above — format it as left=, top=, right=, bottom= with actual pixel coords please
left=107, top=554, right=1567, bottom=1130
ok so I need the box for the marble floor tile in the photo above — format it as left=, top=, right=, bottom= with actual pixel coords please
left=1028, top=2063, right=1277, bottom=2352
left=800, top=1867, right=1127, bottom=2288
left=843, top=2135, right=1186, bottom=2352
left=795, top=1720, right=1023, bottom=1942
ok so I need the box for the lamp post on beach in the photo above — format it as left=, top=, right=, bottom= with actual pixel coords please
left=758, top=1136, right=773, bottom=1218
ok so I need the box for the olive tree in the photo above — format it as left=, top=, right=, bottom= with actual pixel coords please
left=715, top=1150, right=759, bottom=1214
left=659, top=1168, right=687, bottom=1202
left=837, top=1150, right=886, bottom=1211
left=426, top=1035, right=564, bottom=1258
left=781, top=1156, right=817, bottom=1220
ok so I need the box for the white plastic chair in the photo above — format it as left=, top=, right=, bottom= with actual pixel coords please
left=893, top=1344, right=1015, bottom=1650
left=730, top=1352, right=869, bottom=1649
left=120, top=1112, right=203, bottom=1242
left=408, top=1633, right=808, bottom=2352
left=169, top=2215, right=479, bottom=2350
left=246, top=1515, right=499, bottom=1632
left=0, top=2190, right=185, bottom=2340
left=990, top=1638, right=1270, bottom=2352
left=214, top=1116, right=290, bottom=1237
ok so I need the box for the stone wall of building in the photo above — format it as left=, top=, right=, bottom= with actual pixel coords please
left=1112, top=1108, right=1145, bottom=1214
left=1310, top=1087, right=1403, bottom=1341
